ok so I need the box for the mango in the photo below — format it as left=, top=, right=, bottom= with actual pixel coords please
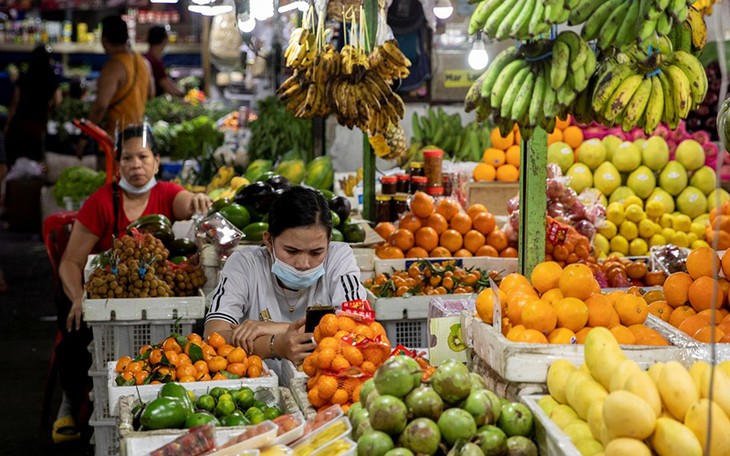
left=648, top=362, right=664, bottom=384
left=564, top=419, right=593, bottom=443
left=684, top=399, right=730, bottom=456
left=551, top=404, right=579, bottom=429
left=538, top=395, right=559, bottom=417
left=603, top=390, right=657, bottom=440
left=604, top=438, right=652, bottom=456
left=623, top=370, right=662, bottom=416
left=657, top=361, right=699, bottom=421
left=608, top=359, right=641, bottom=392
left=567, top=376, right=608, bottom=421
left=689, top=361, right=710, bottom=393
left=699, top=367, right=730, bottom=418
left=585, top=328, right=626, bottom=390
left=547, top=359, right=577, bottom=405
left=574, top=438, right=604, bottom=456
left=586, top=399, right=605, bottom=441
left=651, top=416, right=702, bottom=456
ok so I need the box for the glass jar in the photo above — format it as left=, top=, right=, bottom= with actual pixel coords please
left=396, top=174, right=410, bottom=194
left=423, top=149, right=444, bottom=189
left=443, top=174, right=453, bottom=196
left=411, top=176, right=428, bottom=194
left=380, top=175, right=397, bottom=195
left=376, top=195, right=393, bottom=223
left=410, top=162, right=424, bottom=179
left=426, top=186, right=444, bottom=197
left=393, top=195, right=409, bottom=220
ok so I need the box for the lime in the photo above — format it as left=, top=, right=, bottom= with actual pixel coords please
left=253, top=400, right=267, bottom=410
left=210, top=387, right=230, bottom=401
left=331, top=210, right=341, bottom=228
left=215, top=398, right=237, bottom=417
left=185, top=411, right=219, bottom=429
left=249, top=410, right=266, bottom=424
left=234, top=389, right=255, bottom=410
left=221, top=413, right=250, bottom=427
left=263, top=406, right=282, bottom=420
left=245, top=406, right=262, bottom=420
left=197, top=394, right=216, bottom=413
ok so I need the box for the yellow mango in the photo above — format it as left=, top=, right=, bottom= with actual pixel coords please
left=548, top=359, right=577, bottom=405
left=684, top=399, right=730, bottom=456
left=648, top=362, right=664, bottom=384
left=699, top=367, right=730, bottom=418
left=604, top=438, right=652, bottom=456
left=658, top=361, right=699, bottom=421
left=651, top=416, right=702, bottom=456
left=623, top=370, right=662, bottom=417
left=551, top=404, right=579, bottom=429
left=538, top=395, right=559, bottom=417
left=585, top=328, right=626, bottom=389
left=603, top=390, right=657, bottom=440
left=689, top=360, right=710, bottom=392
left=574, top=438, right=603, bottom=456
left=609, top=359, right=642, bottom=392
left=567, top=376, right=608, bottom=421
left=587, top=399, right=605, bottom=441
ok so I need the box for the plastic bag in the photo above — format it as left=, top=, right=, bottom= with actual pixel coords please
left=196, top=212, right=244, bottom=261
left=6, top=157, right=44, bottom=181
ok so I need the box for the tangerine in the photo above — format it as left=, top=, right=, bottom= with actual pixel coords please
left=516, top=328, right=549, bottom=344
left=406, top=246, right=430, bottom=258
left=466, top=203, right=489, bottom=221
left=615, top=294, right=649, bottom=326
left=450, top=213, right=473, bottom=234
left=483, top=148, right=506, bottom=167
left=555, top=115, right=571, bottom=130
left=562, top=126, right=584, bottom=150
left=472, top=212, right=496, bottom=235
left=473, top=163, right=496, bottom=181
left=116, top=356, right=132, bottom=373
left=574, top=327, right=592, bottom=344
left=686, top=246, right=720, bottom=279
left=496, top=164, right=520, bottom=182
left=226, top=346, right=247, bottom=364
left=505, top=145, right=521, bottom=167
left=585, top=294, right=614, bottom=327
left=668, top=305, right=697, bottom=328
left=647, top=300, right=672, bottom=322
left=410, top=192, right=435, bottom=218
left=391, top=228, right=415, bottom=251
left=315, top=348, right=336, bottom=370
left=677, top=313, right=712, bottom=337
left=217, top=344, right=235, bottom=358
left=501, top=247, right=518, bottom=257
left=547, top=128, right=564, bottom=145
left=475, top=244, right=500, bottom=257
left=500, top=273, right=532, bottom=293
left=226, top=362, right=247, bottom=377
left=207, top=332, right=226, bottom=350
left=415, top=226, right=439, bottom=251
left=688, top=276, right=725, bottom=312
left=559, top=263, right=594, bottom=301
left=530, top=261, right=563, bottom=295
left=374, top=222, right=397, bottom=241
left=435, top=198, right=461, bottom=221
left=693, top=325, right=725, bottom=343
left=522, top=299, right=558, bottom=334
left=398, top=213, right=423, bottom=233
left=490, top=128, right=514, bottom=149
left=376, top=245, right=405, bottom=259
left=476, top=288, right=507, bottom=324
left=463, top=230, right=486, bottom=254
left=609, top=325, right=637, bottom=345
left=207, top=356, right=228, bottom=373
left=440, top=229, right=463, bottom=253
left=663, top=272, right=693, bottom=308
left=162, top=337, right=182, bottom=354
left=541, top=288, right=564, bottom=307
left=454, top=248, right=473, bottom=257
left=319, top=314, right=339, bottom=337
left=486, top=229, right=508, bottom=251
left=177, top=363, right=197, bottom=380
left=548, top=327, right=577, bottom=344
left=430, top=246, right=452, bottom=258
left=426, top=213, right=449, bottom=234
left=555, top=297, right=589, bottom=332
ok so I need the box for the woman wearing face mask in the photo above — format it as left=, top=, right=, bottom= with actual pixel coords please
left=204, top=186, right=365, bottom=365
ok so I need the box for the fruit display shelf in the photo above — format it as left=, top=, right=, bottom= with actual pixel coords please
left=117, top=392, right=296, bottom=456
left=463, top=313, right=684, bottom=384
left=521, top=394, right=582, bottom=456
left=106, top=361, right=279, bottom=417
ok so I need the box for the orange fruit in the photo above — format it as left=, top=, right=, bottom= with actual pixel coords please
left=116, top=356, right=132, bottom=373
left=693, top=325, right=725, bottom=343
left=454, top=248, right=473, bottom=257
left=476, top=244, right=500, bottom=257
left=449, top=213, right=473, bottom=235
left=668, top=305, right=697, bottom=328
left=473, top=212, right=497, bottom=235
left=164, top=351, right=180, bottom=367
left=562, top=126, right=584, bottom=150
left=663, top=272, right=693, bottom=308
left=331, top=354, right=351, bottom=371
left=500, top=273, right=532, bottom=293
left=483, top=148, right=506, bottom=167
left=405, top=246, right=430, bottom=258
left=430, top=246, right=452, bottom=258
left=548, top=327, right=577, bottom=344
left=574, top=327, right=592, bottom=344
left=217, top=344, right=235, bottom=358
left=496, top=164, right=520, bottom=182
left=338, top=316, right=356, bottom=332
left=331, top=389, right=349, bottom=405
left=500, top=247, right=518, bottom=258
left=686, top=246, right=720, bottom=279
left=226, top=362, right=247, bottom=377
left=207, top=356, right=228, bottom=373
left=466, top=203, right=489, bottom=221
left=318, top=314, right=339, bottom=337
left=629, top=325, right=669, bottom=346
left=187, top=333, right=203, bottom=344
left=376, top=245, right=405, bottom=259
left=307, top=388, right=326, bottom=408
left=194, top=360, right=209, bottom=375
left=476, top=288, right=507, bottom=324
left=490, top=128, right=514, bottom=149
left=473, top=163, right=496, bottom=181
left=439, top=229, right=463, bottom=253
left=648, top=300, right=672, bottom=322
left=688, top=276, right=725, bottom=312
left=315, top=348, right=336, bottom=370
left=555, top=115, right=571, bottom=130
left=505, top=145, right=520, bottom=167
left=163, top=337, right=182, bottom=354
left=178, top=354, right=192, bottom=365
left=610, top=325, right=637, bottom=345
left=435, top=199, right=461, bottom=222
left=398, top=213, right=422, bottom=233
left=678, top=314, right=712, bottom=337
left=177, top=363, right=197, bottom=380
left=607, top=308, right=621, bottom=328
left=555, top=297, right=589, bottom=332
left=226, top=347, right=247, bottom=364
left=559, top=263, right=594, bottom=301
left=134, top=371, right=149, bottom=385
left=207, top=332, right=226, bottom=350
left=522, top=299, right=558, bottom=334
left=615, top=294, right=649, bottom=326
left=391, top=228, right=415, bottom=251
left=342, top=345, right=364, bottom=366
left=317, top=376, right=339, bottom=400
left=426, top=213, right=449, bottom=234
left=374, top=222, right=396, bottom=241
left=138, top=345, right=153, bottom=356
left=547, top=128, right=564, bottom=145
left=463, top=230, right=486, bottom=254
left=585, top=294, right=614, bottom=327
left=361, top=361, right=377, bottom=375
left=516, top=328, right=549, bottom=344
left=201, top=344, right=216, bottom=361
left=541, top=288, right=564, bottom=307
left=530, top=261, right=563, bottom=295
left=487, top=229, right=509, bottom=251
left=410, top=192, right=435, bottom=218
left=722, top=251, right=730, bottom=277
left=507, top=295, right=539, bottom=326
left=415, top=226, right=439, bottom=251
left=506, top=324, right=526, bottom=342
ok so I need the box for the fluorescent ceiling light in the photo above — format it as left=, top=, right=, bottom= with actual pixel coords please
left=150, top=0, right=178, bottom=4
left=191, top=0, right=213, bottom=4
left=188, top=4, right=234, bottom=15
left=238, top=14, right=256, bottom=33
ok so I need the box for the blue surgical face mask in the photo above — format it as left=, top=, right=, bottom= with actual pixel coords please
left=119, top=176, right=157, bottom=195
left=270, top=245, right=325, bottom=290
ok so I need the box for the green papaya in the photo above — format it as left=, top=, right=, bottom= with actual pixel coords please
left=304, top=156, right=334, bottom=190
left=242, top=222, right=269, bottom=242
left=218, top=203, right=251, bottom=230
left=275, top=159, right=306, bottom=184
left=244, top=159, right=273, bottom=182
left=140, top=396, right=189, bottom=430
left=331, top=228, right=344, bottom=242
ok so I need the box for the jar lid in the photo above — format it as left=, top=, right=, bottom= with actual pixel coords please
left=410, top=162, right=424, bottom=169
left=376, top=195, right=393, bottom=201
left=443, top=174, right=451, bottom=182
left=426, top=186, right=444, bottom=196
left=411, top=176, right=428, bottom=183
left=394, top=195, right=409, bottom=201
left=423, top=149, right=444, bottom=158
left=380, top=175, right=397, bottom=183
left=396, top=174, right=410, bottom=181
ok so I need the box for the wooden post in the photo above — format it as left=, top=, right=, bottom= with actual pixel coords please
left=201, top=16, right=211, bottom=95
left=518, top=128, right=547, bottom=277
left=361, top=0, right=379, bottom=221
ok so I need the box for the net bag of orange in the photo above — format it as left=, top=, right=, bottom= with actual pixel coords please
left=544, top=216, right=593, bottom=265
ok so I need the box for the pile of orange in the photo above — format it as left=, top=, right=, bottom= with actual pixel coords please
left=475, top=261, right=668, bottom=346
left=547, top=115, right=584, bottom=150
left=303, top=314, right=391, bottom=413
left=706, top=201, right=730, bottom=250
left=374, top=192, right=515, bottom=259
left=657, top=246, right=730, bottom=343
left=473, top=125, right=521, bottom=182
left=114, top=332, right=264, bottom=385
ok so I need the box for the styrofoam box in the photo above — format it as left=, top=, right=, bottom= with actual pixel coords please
left=106, top=361, right=280, bottom=416
left=89, top=408, right=120, bottom=456
left=464, top=313, right=685, bottom=383
left=373, top=256, right=518, bottom=276
left=89, top=320, right=196, bottom=366
left=521, top=394, right=582, bottom=456
left=83, top=289, right=206, bottom=321
left=279, top=359, right=309, bottom=388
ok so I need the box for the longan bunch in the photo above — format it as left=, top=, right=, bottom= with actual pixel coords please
left=167, top=265, right=207, bottom=297
left=112, top=233, right=168, bottom=267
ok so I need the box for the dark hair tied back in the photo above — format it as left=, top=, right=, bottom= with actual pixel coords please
left=268, top=186, right=333, bottom=238
left=115, top=123, right=157, bottom=160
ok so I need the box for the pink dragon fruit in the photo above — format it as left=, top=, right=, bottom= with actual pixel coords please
left=692, top=130, right=712, bottom=146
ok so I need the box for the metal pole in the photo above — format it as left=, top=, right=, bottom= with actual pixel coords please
left=518, top=128, right=547, bottom=277
left=362, top=0, right=378, bottom=221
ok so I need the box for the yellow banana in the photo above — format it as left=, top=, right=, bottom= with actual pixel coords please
left=604, top=74, right=643, bottom=124
left=666, top=64, right=692, bottom=118
left=643, top=76, right=664, bottom=134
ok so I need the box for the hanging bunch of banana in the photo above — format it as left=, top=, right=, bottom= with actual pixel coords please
left=569, top=0, right=694, bottom=51
left=692, top=0, right=722, bottom=15
left=468, top=0, right=570, bottom=40
left=590, top=44, right=707, bottom=133
left=667, top=6, right=707, bottom=56
left=465, top=31, right=596, bottom=138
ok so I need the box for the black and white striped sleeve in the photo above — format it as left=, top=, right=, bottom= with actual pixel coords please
left=205, top=252, right=248, bottom=325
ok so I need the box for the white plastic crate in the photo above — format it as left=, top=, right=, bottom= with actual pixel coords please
left=89, top=408, right=120, bottom=456
left=89, top=319, right=196, bottom=366
left=89, top=362, right=111, bottom=420
left=383, top=319, right=428, bottom=349
left=82, top=290, right=206, bottom=322
left=279, top=359, right=308, bottom=388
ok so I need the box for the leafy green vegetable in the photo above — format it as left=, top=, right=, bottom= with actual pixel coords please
left=248, top=96, right=313, bottom=163
left=169, top=116, right=224, bottom=161
left=49, top=99, right=89, bottom=143
left=52, top=166, right=105, bottom=206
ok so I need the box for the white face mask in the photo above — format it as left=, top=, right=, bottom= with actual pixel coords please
left=119, top=176, right=157, bottom=195
left=270, top=244, right=325, bottom=290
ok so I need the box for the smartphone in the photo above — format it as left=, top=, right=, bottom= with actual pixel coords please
left=305, top=305, right=336, bottom=333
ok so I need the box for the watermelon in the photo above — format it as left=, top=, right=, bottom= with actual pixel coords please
left=304, top=156, right=334, bottom=190
left=275, top=159, right=306, bottom=184
left=244, top=159, right=273, bottom=182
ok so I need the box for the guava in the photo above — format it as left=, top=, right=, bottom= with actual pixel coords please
left=384, top=449, right=414, bottom=456
left=505, top=436, right=538, bottom=456
left=361, top=379, right=379, bottom=409
left=374, top=355, right=422, bottom=398
left=405, top=386, right=444, bottom=421
left=473, top=425, right=508, bottom=456
left=354, top=417, right=373, bottom=441
left=369, top=395, right=408, bottom=435
left=399, top=418, right=441, bottom=456
left=431, top=359, right=471, bottom=404
left=348, top=401, right=363, bottom=421
left=447, top=442, right=484, bottom=456
left=351, top=408, right=371, bottom=440
left=462, top=389, right=501, bottom=426
left=469, top=373, right=487, bottom=391
left=438, top=408, right=477, bottom=446
left=498, top=402, right=534, bottom=437
left=357, top=430, right=394, bottom=456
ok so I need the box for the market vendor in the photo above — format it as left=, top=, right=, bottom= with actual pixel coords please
left=53, top=124, right=210, bottom=441
left=204, top=186, right=365, bottom=365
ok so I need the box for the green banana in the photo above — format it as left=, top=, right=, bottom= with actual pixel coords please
left=657, top=70, right=678, bottom=128
left=558, top=31, right=587, bottom=72
left=550, top=40, right=571, bottom=90
left=597, top=3, right=630, bottom=50
left=469, top=0, right=502, bottom=35
left=583, top=43, right=597, bottom=77
left=643, top=75, right=664, bottom=134
left=592, top=63, right=635, bottom=113
left=465, top=71, right=490, bottom=112
left=621, top=77, right=652, bottom=132
left=666, top=64, right=691, bottom=118
left=581, top=0, right=619, bottom=42
left=528, top=66, right=547, bottom=127
left=411, top=112, right=423, bottom=142
left=656, top=12, right=673, bottom=36
left=543, top=82, right=559, bottom=121
left=638, top=16, right=659, bottom=41
left=512, top=0, right=537, bottom=38
left=479, top=46, right=520, bottom=98
left=546, top=0, right=566, bottom=24
left=511, top=71, right=536, bottom=124
left=483, top=0, right=519, bottom=38
left=495, top=0, right=526, bottom=40
left=573, top=66, right=589, bottom=92
left=615, top=0, right=641, bottom=49
left=604, top=74, right=643, bottom=123
left=528, top=0, right=547, bottom=36
left=569, top=0, right=605, bottom=25
left=557, top=76, right=577, bottom=107
left=670, top=0, right=688, bottom=21
left=500, top=66, right=531, bottom=118
left=671, top=50, right=707, bottom=107
left=490, top=59, right=528, bottom=109
left=572, top=84, right=594, bottom=125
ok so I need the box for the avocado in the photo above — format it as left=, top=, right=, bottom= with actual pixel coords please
left=331, top=228, right=345, bottom=242
left=140, top=396, right=189, bottom=430
left=218, top=203, right=251, bottom=230
left=343, top=222, right=366, bottom=243
left=185, top=411, right=219, bottom=429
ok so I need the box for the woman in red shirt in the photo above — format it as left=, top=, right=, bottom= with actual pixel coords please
left=53, top=124, right=210, bottom=440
